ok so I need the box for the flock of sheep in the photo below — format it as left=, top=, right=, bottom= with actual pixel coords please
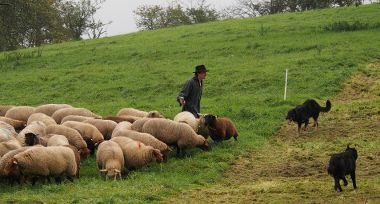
left=0, top=104, right=238, bottom=184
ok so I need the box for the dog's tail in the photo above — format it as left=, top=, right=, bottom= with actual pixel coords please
left=320, top=100, right=331, bottom=112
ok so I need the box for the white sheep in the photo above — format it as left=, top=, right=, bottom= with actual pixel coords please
left=116, top=108, right=164, bottom=118
left=111, top=121, right=133, bottom=138
left=47, top=134, right=70, bottom=146
left=4, top=106, right=36, bottom=122
left=141, top=118, right=210, bottom=156
left=82, top=118, right=117, bottom=140
left=27, top=113, right=57, bottom=127
left=112, top=129, right=171, bottom=161
left=130, top=118, right=152, bottom=132
left=11, top=146, right=77, bottom=184
left=173, top=111, right=209, bottom=138
left=0, top=121, right=17, bottom=142
left=34, top=104, right=73, bottom=116
left=44, top=125, right=90, bottom=159
left=0, top=105, right=14, bottom=117
left=0, top=116, right=26, bottom=130
left=51, top=107, right=102, bottom=124
left=110, top=137, right=163, bottom=170
left=96, top=140, right=124, bottom=180
left=61, top=115, right=94, bottom=124
left=0, top=139, right=22, bottom=157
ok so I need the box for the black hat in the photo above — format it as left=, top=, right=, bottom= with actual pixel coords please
left=193, top=65, right=208, bottom=73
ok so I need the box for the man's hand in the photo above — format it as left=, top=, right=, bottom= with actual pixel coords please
left=179, top=97, right=186, bottom=107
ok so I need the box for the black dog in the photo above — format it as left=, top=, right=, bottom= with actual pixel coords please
left=327, top=145, right=358, bottom=192
left=286, top=99, right=331, bottom=133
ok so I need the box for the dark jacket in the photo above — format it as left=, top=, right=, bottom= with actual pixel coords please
left=177, top=76, right=203, bottom=118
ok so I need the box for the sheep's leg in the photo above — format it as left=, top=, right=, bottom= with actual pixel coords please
left=350, top=172, right=357, bottom=189
left=55, top=177, right=62, bottom=184
left=67, top=176, right=74, bottom=182
left=233, top=134, right=238, bottom=141
left=334, top=176, right=342, bottom=192
left=176, top=145, right=181, bottom=156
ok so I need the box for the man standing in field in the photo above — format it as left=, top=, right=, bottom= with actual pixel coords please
left=177, top=65, right=208, bottom=118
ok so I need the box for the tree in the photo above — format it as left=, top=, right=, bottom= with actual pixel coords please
left=134, top=5, right=166, bottom=30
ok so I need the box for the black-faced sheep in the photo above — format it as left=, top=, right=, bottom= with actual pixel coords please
left=62, top=121, right=104, bottom=154
left=96, top=140, right=124, bottom=180
left=34, top=104, right=73, bottom=116
left=0, top=116, right=26, bottom=130
left=27, top=113, right=57, bottom=127
left=4, top=106, right=36, bottom=122
left=116, top=108, right=164, bottom=118
left=44, top=125, right=90, bottom=159
left=327, top=145, right=358, bottom=192
left=204, top=114, right=239, bottom=142
left=82, top=118, right=117, bottom=140
left=11, top=146, right=77, bottom=184
left=141, top=118, right=210, bottom=156
left=174, top=111, right=209, bottom=138
left=51, top=107, right=102, bottom=124
left=110, top=137, right=163, bottom=170
left=16, top=121, right=46, bottom=146
left=112, top=129, right=171, bottom=161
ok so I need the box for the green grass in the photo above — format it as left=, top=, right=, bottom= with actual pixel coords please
left=1, top=4, right=380, bottom=203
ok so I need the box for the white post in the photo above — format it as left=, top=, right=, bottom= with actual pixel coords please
left=284, top=69, right=288, bottom=101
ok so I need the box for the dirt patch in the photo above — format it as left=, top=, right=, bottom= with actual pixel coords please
left=166, top=62, right=380, bottom=203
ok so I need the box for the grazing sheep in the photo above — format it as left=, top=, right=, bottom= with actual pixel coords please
left=103, top=116, right=131, bottom=123
left=112, top=129, right=171, bottom=161
left=27, top=113, right=57, bottom=127
left=204, top=114, right=239, bottom=142
left=0, top=105, right=14, bottom=116
left=61, top=115, right=94, bottom=124
left=63, top=145, right=81, bottom=178
left=174, top=111, right=209, bottom=138
left=0, top=121, right=17, bottom=142
left=0, top=116, right=26, bottom=130
left=47, top=134, right=70, bottom=146
left=4, top=106, right=36, bottom=122
left=111, top=121, right=133, bottom=138
left=82, top=119, right=117, bottom=140
left=110, top=137, right=163, bottom=170
left=141, top=118, right=210, bottom=156
left=0, top=139, right=21, bottom=157
left=16, top=121, right=46, bottom=146
left=130, top=118, right=152, bottom=132
left=96, top=140, right=124, bottom=180
left=44, top=125, right=90, bottom=159
left=62, top=121, right=104, bottom=154
left=11, top=146, right=77, bottom=184
left=51, top=107, right=102, bottom=124
left=0, top=147, right=32, bottom=184
left=34, top=104, right=73, bottom=116
left=116, top=108, right=164, bottom=118
left=327, top=145, right=358, bottom=192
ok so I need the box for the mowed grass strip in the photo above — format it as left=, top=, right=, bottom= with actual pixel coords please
left=0, top=4, right=380, bottom=203
left=167, top=61, right=380, bottom=203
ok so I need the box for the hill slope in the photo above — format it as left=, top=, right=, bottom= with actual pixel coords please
left=0, top=4, right=380, bottom=203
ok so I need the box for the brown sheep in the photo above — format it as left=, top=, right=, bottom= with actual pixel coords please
left=0, top=121, right=18, bottom=142
left=51, top=107, right=102, bottom=124
left=4, top=106, right=35, bottom=122
left=27, top=113, right=57, bottom=127
left=0, top=116, right=26, bottom=130
left=130, top=118, right=152, bottom=132
left=61, top=115, right=94, bottom=124
left=204, top=114, right=239, bottom=142
left=103, top=115, right=142, bottom=124
left=82, top=118, right=117, bottom=140
left=116, top=108, right=164, bottom=118
left=0, top=105, right=15, bottom=117
left=34, top=104, right=73, bottom=116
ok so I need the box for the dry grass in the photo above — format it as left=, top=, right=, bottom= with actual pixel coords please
left=166, top=62, right=380, bottom=203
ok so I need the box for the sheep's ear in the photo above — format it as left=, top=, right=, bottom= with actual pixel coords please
left=100, top=169, right=107, bottom=172
left=13, top=160, right=18, bottom=165
left=115, top=169, right=121, bottom=173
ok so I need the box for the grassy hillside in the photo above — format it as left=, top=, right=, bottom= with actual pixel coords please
left=1, top=4, right=380, bottom=203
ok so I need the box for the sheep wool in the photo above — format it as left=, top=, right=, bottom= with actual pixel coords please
left=62, top=121, right=104, bottom=144
left=27, top=113, right=57, bottom=127
left=0, top=139, right=22, bottom=157
left=130, top=118, right=151, bottom=132
left=0, top=121, right=17, bottom=142
left=34, top=104, right=73, bottom=116
left=82, top=119, right=117, bottom=140
left=16, top=121, right=46, bottom=146
left=61, top=115, right=94, bottom=124
left=117, top=108, right=163, bottom=118
left=47, top=134, right=70, bottom=146
left=0, top=147, right=31, bottom=181
left=12, top=146, right=77, bottom=182
left=52, top=107, right=102, bottom=124
left=141, top=118, right=210, bottom=155
left=0, top=105, right=14, bottom=117
left=111, top=121, right=133, bottom=138
left=96, top=140, right=124, bottom=180
left=0, top=116, right=26, bottom=130
left=110, top=137, right=163, bottom=170
left=4, top=106, right=35, bottom=122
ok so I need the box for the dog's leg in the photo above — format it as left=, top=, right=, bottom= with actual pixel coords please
left=313, top=117, right=318, bottom=130
left=341, top=176, right=348, bottom=186
left=351, top=171, right=357, bottom=189
left=297, top=123, right=302, bottom=135
left=334, top=176, right=342, bottom=192
left=303, top=120, right=309, bottom=131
